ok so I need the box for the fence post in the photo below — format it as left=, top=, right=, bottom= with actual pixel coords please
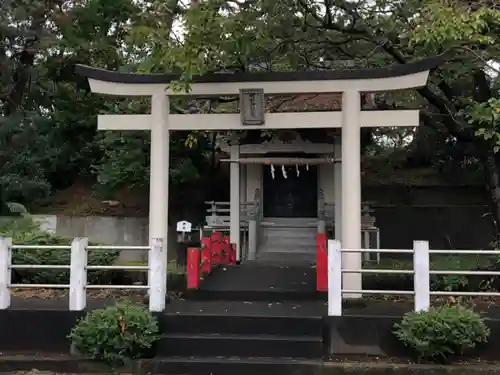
left=149, top=237, right=166, bottom=312
left=413, top=240, right=430, bottom=312
left=328, top=240, right=343, bottom=316
left=0, top=237, right=12, bottom=309
left=248, top=218, right=257, bottom=260
left=69, top=237, right=88, bottom=311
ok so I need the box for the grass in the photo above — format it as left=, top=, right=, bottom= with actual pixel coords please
left=368, top=253, right=497, bottom=272
left=364, top=253, right=500, bottom=292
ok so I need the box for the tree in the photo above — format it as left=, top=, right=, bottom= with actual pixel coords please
left=1, top=0, right=215, bottom=212
left=0, top=0, right=140, bottom=203
left=408, top=0, right=500, bottom=231
left=131, top=0, right=500, bottom=234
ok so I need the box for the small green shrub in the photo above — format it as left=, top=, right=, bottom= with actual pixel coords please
left=0, top=217, right=118, bottom=284
left=69, top=302, right=159, bottom=366
left=393, top=305, right=490, bottom=361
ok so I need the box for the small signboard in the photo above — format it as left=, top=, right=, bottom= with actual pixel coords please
left=240, top=88, right=265, bottom=125
left=176, top=220, right=192, bottom=233
left=176, top=220, right=193, bottom=243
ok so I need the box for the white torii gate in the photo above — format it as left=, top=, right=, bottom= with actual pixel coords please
left=76, top=54, right=444, bottom=304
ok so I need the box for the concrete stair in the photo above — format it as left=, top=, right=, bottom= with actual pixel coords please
left=256, top=218, right=317, bottom=262
left=157, top=309, right=323, bottom=375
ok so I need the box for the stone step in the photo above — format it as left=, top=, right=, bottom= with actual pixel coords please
left=150, top=356, right=322, bottom=375
left=262, top=227, right=316, bottom=236
left=155, top=308, right=323, bottom=374
left=261, top=229, right=316, bottom=246
left=256, top=223, right=317, bottom=263
left=259, top=225, right=316, bottom=255
left=158, top=332, right=322, bottom=358
left=262, top=238, right=316, bottom=246
left=263, top=237, right=315, bottom=247
left=261, top=221, right=317, bottom=228
left=262, top=227, right=316, bottom=235
left=258, top=248, right=315, bottom=257
left=260, top=217, right=319, bottom=229
left=162, top=313, right=323, bottom=336
left=259, top=243, right=316, bottom=252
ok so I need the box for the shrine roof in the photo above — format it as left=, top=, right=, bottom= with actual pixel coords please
left=74, top=54, right=447, bottom=85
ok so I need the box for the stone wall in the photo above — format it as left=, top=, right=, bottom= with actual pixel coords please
left=29, top=215, right=181, bottom=262
left=364, top=185, right=494, bottom=250
left=373, top=205, right=494, bottom=250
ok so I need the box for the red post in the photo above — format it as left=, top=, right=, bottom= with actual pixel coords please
left=210, top=232, right=222, bottom=264
left=201, top=236, right=211, bottom=250
left=200, top=241, right=212, bottom=275
left=187, top=247, right=201, bottom=289
left=316, top=233, right=328, bottom=291
left=222, top=235, right=231, bottom=264
left=212, top=231, right=223, bottom=241
left=229, top=243, right=237, bottom=264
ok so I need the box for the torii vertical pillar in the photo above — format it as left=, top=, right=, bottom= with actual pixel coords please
left=230, top=144, right=241, bottom=260
left=334, top=140, right=342, bottom=241
left=148, top=92, right=169, bottom=311
left=341, top=90, right=362, bottom=298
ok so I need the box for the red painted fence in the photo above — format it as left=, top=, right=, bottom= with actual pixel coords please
left=188, top=231, right=327, bottom=291
left=187, top=232, right=237, bottom=289
left=316, top=232, right=328, bottom=291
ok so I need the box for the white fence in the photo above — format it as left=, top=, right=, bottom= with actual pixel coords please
left=327, top=240, right=500, bottom=316
left=0, top=237, right=167, bottom=312
left=3, top=235, right=499, bottom=315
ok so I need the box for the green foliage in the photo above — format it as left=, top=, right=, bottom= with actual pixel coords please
left=394, top=305, right=490, bottom=361
left=411, top=1, right=499, bottom=49
left=94, top=130, right=206, bottom=198
left=470, top=98, right=500, bottom=153
left=0, top=115, right=53, bottom=203
left=410, top=0, right=500, bottom=164
left=0, top=0, right=135, bottom=203
left=94, top=132, right=151, bottom=193
left=0, top=217, right=118, bottom=284
left=69, top=302, right=159, bottom=367
left=1, top=0, right=203, bottom=206
left=430, top=255, right=485, bottom=291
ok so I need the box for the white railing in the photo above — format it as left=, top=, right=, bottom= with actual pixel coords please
left=327, top=240, right=500, bottom=316
left=204, top=200, right=257, bottom=228
left=0, top=237, right=167, bottom=312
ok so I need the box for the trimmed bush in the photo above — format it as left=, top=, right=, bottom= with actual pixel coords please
left=69, top=302, right=159, bottom=366
left=393, top=305, right=490, bottom=361
left=0, top=217, right=118, bottom=284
